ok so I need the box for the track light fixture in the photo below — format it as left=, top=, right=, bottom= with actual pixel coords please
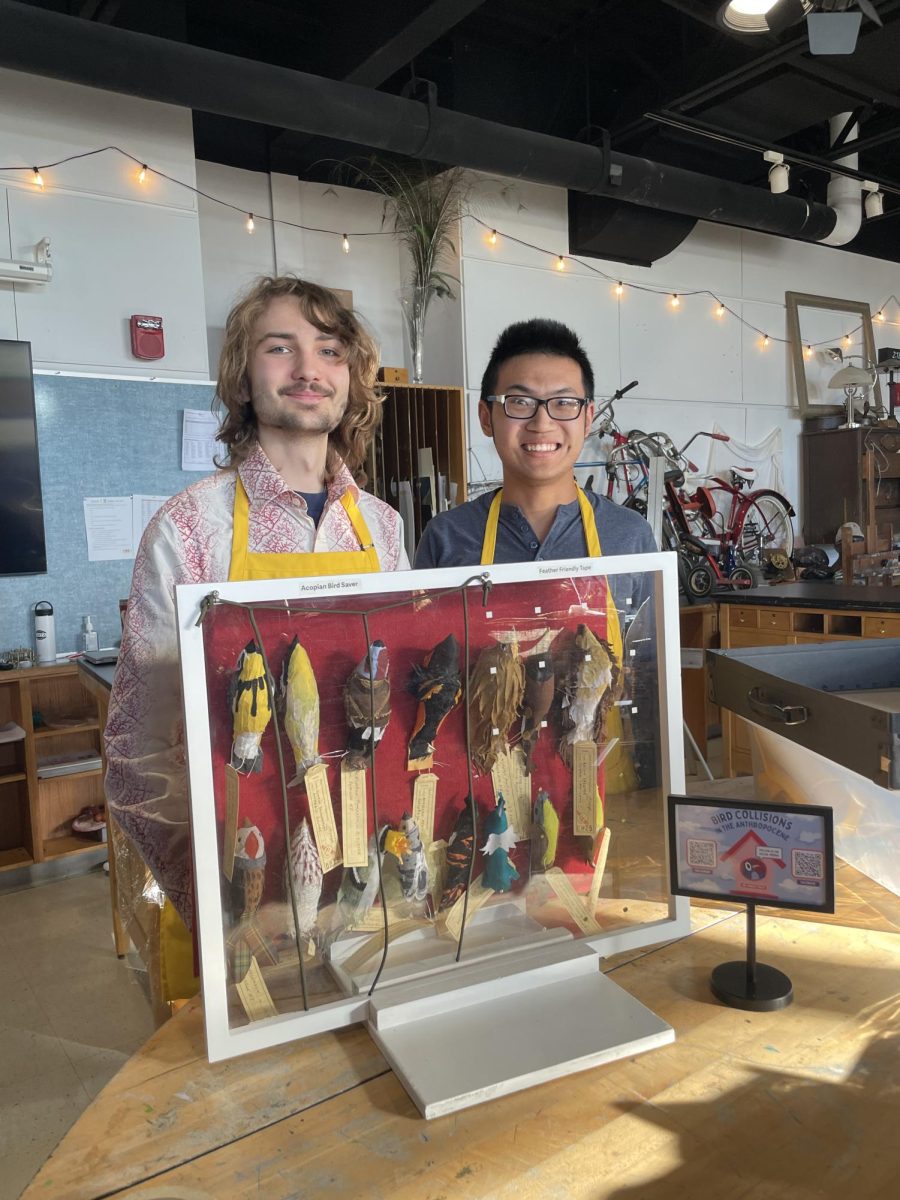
left=863, top=180, right=884, bottom=219
left=763, top=150, right=790, bottom=194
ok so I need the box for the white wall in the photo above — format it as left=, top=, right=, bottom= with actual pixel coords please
left=0, top=69, right=208, bottom=378
left=452, top=177, right=900, bottom=525
left=197, top=162, right=406, bottom=377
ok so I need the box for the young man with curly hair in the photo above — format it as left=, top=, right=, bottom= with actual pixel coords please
left=106, top=277, right=407, bottom=929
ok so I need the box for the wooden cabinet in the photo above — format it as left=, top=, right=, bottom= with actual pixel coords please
left=802, top=426, right=900, bottom=544
left=368, top=384, right=467, bottom=550
left=0, top=663, right=103, bottom=872
left=721, top=601, right=889, bottom=775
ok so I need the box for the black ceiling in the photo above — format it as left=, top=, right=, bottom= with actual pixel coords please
left=14, top=0, right=900, bottom=260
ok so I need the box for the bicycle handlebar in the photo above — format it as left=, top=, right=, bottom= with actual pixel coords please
left=612, top=379, right=639, bottom=401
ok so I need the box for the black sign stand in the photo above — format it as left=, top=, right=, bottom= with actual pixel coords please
left=710, top=901, right=793, bottom=1012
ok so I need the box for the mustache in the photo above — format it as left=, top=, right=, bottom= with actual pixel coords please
left=278, top=383, right=332, bottom=397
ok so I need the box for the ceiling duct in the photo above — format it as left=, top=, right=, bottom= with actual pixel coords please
left=0, top=0, right=838, bottom=245
left=568, top=194, right=698, bottom=266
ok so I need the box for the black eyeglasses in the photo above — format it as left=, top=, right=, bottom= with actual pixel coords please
left=486, top=394, right=590, bottom=421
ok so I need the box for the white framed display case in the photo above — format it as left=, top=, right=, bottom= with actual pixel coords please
left=176, top=552, right=688, bottom=1116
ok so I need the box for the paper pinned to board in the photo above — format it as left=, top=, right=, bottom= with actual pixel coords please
left=83, top=494, right=169, bottom=561
left=182, top=408, right=220, bottom=472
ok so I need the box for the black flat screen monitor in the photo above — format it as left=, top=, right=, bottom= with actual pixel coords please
left=0, top=339, right=47, bottom=575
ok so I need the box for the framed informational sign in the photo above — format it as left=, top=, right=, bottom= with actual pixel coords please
left=667, top=794, right=834, bottom=914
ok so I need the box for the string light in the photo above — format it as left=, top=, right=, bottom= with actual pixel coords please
left=341, top=233, right=350, bottom=254
left=614, top=281, right=624, bottom=297
left=670, top=293, right=680, bottom=308
left=32, top=167, right=43, bottom=189
left=843, top=334, right=852, bottom=348
left=488, top=229, right=498, bottom=246
left=556, top=255, right=566, bottom=271
left=715, top=301, right=726, bottom=318
left=138, top=164, right=147, bottom=184
left=804, top=345, right=813, bottom=359
left=762, top=334, right=770, bottom=348
left=245, top=213, right=255, bottom=234
left=877, top=309, right=886, bottom=323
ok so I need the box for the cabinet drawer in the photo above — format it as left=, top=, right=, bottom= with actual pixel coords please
left=727, top=630, right=792, bottom=648
left=760, top=609, right=791, bottom=632
left=862, top=615, right=900, bottom=638
left=730, top=607, right=758, bottom=629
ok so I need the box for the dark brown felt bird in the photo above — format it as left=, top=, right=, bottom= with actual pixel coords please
left=407, top=633, right=462, bottom=770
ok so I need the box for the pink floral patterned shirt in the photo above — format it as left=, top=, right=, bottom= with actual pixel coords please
left=104, top=444, right=408, bottom=924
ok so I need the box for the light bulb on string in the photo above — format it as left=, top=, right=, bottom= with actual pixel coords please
left=614, top=281, right=624, bottom=297
left=32, top=167, right=44, bottom=189
left=341, top=233, right=350, bottom=254
left=762, top=334, right=770, bottom=348
left=556, top=255, right=566, bottom=271
left=670, top=293, right=680, bottom=309
left=877, top=310, right=886, bottom=323
left=246, top=213, right=255, bottom=234
left=715, top=301, right=726, bottom=318
left=804, top=345, right=813, bottom=360
left=843, top=334, right=852, bottom=348
left=138, top=164, right=148, bottom=185
left=488, top=229, right=498, bottom=246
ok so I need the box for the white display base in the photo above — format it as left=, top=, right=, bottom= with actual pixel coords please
left=366, top=940, right=674, bottom=1119
left=327, top=900, right=570, bottom=994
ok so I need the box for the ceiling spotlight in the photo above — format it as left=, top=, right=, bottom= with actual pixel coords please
left=764, top=150, right=790, bottom=194
left=718, top=1, right=811, bottom=36
left=863, top=180, right=884, bottom=219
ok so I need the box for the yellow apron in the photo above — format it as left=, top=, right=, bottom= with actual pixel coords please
left=164, top=476, right=383, bottom=1008
left=480, top=486, right=637, bottom=797
left=229, top=476, right=381, bottom=579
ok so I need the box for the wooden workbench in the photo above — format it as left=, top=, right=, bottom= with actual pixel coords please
left=23, top=905, right=899, bottom=1199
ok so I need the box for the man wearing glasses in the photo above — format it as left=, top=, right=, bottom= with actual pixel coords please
left=414, top=318, right=655, bottom=571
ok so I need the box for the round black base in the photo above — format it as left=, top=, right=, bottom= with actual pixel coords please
left=710, top=961, right=793, bottom=1012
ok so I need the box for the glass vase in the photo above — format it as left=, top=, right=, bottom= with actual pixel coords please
left=399, top=285, right=431, bottom=384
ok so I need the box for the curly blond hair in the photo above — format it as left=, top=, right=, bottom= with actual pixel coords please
left=214, top=276, right=382, bottom=483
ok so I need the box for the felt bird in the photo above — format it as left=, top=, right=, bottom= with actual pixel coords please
left=519, top=654, right=555, bottom=774
left=397, top=812, right=429, bottom=903
left=439, top=801, right=476, bottom=911
left=228, top=818, right=267, bottom=923
left=228, top=641, right=273, bottom=774
left=481, top=795, right=519, bottom=893
left=559, top=624, right=620, bottom=767
left=468, top=640, right=526, bottom=775
left=344, top=640, right=391, bottom=770
left=280, top=636, right=320, bottom=785
left=530, top=789, right=560, bottom=874
left=284, top=817, right=323, bottom=940
left=407, top=633, right=462, bottom=769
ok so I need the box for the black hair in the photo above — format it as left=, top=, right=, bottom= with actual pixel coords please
left=480, top=318, right=595, bottom=403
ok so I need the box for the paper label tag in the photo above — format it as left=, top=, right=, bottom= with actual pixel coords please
left=340, top=762, right=368, bottom=869
left=304, top=763, right=342, bottom=873
left=443, top=874, right=493, bottom=941
left=222, top=765, right=240, bottom=882
left=586, top=827, right=611, bottom=919
left=545, top=868, right=602, bottom=935
left=426, top=838, right=447, bottom=912
left=235, top=955, right=278, bottom=1022
left=340, top=918, right=426, bottom=975
left=412, top=773, right=438, bottom=846
left=572, top=741, right=599, bottom=837
left=491, top=748, right=531, bottom=841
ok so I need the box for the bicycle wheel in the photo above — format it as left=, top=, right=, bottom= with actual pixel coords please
left=736, top=495, right=794, bottom=563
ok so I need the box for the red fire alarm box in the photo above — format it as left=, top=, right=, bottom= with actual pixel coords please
left=130, top=314, right=165, bottom=360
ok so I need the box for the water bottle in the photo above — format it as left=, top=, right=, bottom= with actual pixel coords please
left=34, top=601, right=56, bottom=666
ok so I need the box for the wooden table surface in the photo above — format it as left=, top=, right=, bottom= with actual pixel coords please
left=22, top=905, right=899, bottom=1200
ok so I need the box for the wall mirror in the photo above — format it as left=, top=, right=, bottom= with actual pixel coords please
left=785, top=291, right=881, bottom=419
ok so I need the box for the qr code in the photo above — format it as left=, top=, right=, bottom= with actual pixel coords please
left=792, top=849, right=824, bottom=880
left=686, top=839, right=717, bottom=871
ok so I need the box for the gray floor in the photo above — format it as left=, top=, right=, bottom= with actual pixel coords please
left=0, top=869, right=155, bottom=1200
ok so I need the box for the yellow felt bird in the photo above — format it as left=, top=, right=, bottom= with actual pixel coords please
left=280, top=636, right=321, bottom=786
left=559, top=624, right=620, bottom=768
left=229, top=641, right=273, bottom=774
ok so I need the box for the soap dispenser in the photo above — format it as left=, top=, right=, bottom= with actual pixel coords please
left=80, top=616, right=100, bottom=653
